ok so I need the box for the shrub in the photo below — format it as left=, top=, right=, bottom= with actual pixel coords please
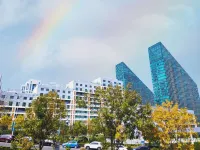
left=194, top=142, right=200, bottom=150
left=80, top=148, right=86, bottom=150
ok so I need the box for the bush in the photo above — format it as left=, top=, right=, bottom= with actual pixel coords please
left=80, top=148, right=86, bottom=150
left=194, top=142, right=200, bottom=150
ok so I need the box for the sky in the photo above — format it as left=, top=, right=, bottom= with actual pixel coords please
left=0, top=0, right=200, bottom=91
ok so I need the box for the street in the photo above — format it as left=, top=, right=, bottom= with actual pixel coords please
left=0, top=142, right=80, bottom=150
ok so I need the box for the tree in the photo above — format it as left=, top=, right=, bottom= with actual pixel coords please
left=152, top=100, right=197, bottom=150
left=70, top=121, right=87, bottom=137
left=16, top=92, right=66, bottom=150
left=0, top=115, right=12, bottom=131
left=78, top=84, right=152, bottom=150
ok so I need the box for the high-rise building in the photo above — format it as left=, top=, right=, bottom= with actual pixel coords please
left=116, top=62, right=154, bottom=105
left=148, top=42, right=200, bottom=120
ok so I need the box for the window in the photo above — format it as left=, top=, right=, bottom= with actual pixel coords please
left=90, top=90, right=92, bottom=93
left=76, top=83, right=78, bottom=86
left=90, top=85, right=92, bottom=88
left=10, top=96, right=14, bottom=99
left=23, top=97, right=27, bottom=100
left=46, top=88, right=49, bottom=91
left=114, top=82, right=116, bottom=84
left=1, top=95, right=5, bottom=98
left=22, top=102, right=26, bottom=107
left=68, top=96, right=70, bottom=99
left=17, top=96, right=19, bottom=99
left=80, top=88, right=82, bottom=91
left=80, top=84, right=82, bottom=86
left=9, top=101, right=13, bottom=106
left=16, top=102, right=20, bottom=106
left=62, top=95, right=65, bottom=99
left=94, top=86, right=96, bottom=89
left=103, top=84, right=106, bottom=86
left=85, top=85, right=87, bottom=87
left=108, top=81, right=111, bottom=83
left=29, top=97, right=33, bottom=100
left=52, top=89, right=55, bottom=92
left=41, top=88, right=44, bottom=91
left=63, top=90, right=65, bottom=93
left=68, top=91, right=71, bottom=94
left=103, top=80, right=106, bottom=82
left=29, top=103, right=31, bottom=107
left=40, top=93, right=43, bottom=96
left=85, top=89, right=88, bottom=92
left=76, top=88, right=78, bottom=91
left=57, top=90, right=60, bottom=93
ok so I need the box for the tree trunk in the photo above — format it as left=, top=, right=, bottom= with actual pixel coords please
left=39, top=140, right=44, bottom=150
left=110, top=134, right=114, bottom=150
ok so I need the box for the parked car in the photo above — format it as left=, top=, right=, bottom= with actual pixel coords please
left=62, top=140, right=79, bottom=148
left=84, top=141, right=102, bottom=150
left=0, top=134, right=15, bottom=143
left=43, top=139, right=53, bottom=146
left=133, top=146, right=150, bottom=150
left=115, top=145, right=127, bottom=150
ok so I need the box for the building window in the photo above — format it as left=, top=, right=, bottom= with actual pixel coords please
left=40, top=93, right=43, bottom=96
left=62, top=95, right=65, bottom=99
left=9, top=101, right=13, bottom=106
left=85, top=89, right=88, bottom=92
left=114, top=82, right=116, bottom=84
left=85, top=85, right=87, bottom=87
left=108, top=81, right=111, bottom=83
left=29, top=103, right=31, bottom=107
left=103, top=84, right=106, bottom=86
left=90, top=90, right=92, bottom=93
left=41, top=88, right=44, bottom=91
left=76, top=88, right=78, bottom=91
left=29, top=97, right=33, bottom=100
left=103, top=80, right=106, bottom=82
left=1, top=95, right=5, bottom=98
left=63, top=90, right=65, bottom=93
left=16, top=102, right=20, bottom=106
left=17, top=96, right=20, bottom=99
left=80, top=88, right=82, bottom=91
left=76, top=83, right=78, bottom=86
left=10, top=96, right=14, bottom=99
left=68, top=96, right=70, bottom=99
left=80, top=84, right=82, bottom=86
left=90, top=85, right=92, bottom=88
left=22, top=102, right=26, bottom=107
left=68, top=91, right=71, bottom=94
left=46, top=88, right=49, bottom=91
left=94, top=86, right=96, bottom=89
left=52, top=89, right=55, bottom=92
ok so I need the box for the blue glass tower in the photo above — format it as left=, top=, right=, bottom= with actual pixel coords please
left=148, top=42, right=200, bottom=120
left=116, top=62, right=154, bottom=105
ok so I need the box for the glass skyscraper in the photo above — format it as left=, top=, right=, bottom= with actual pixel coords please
left=116, top=62, right=154, bottom=105
left=148, top=42, right=200, bottom=120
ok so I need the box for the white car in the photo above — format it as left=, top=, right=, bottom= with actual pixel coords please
left=84, top=141, right=102, bottom=150
left=116, top=145, right=127, bottom=150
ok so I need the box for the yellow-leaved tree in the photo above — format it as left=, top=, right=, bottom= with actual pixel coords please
left=152, top=100, right=197, bottom=150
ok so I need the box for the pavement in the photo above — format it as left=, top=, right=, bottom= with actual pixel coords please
left=0, top=142, right=80, bottom=150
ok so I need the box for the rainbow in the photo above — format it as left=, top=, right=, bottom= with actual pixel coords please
left=19, top=0, right=75, bottom=59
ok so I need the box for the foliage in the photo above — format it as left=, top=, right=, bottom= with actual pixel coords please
left=14, top=92, right=66, bottom=150
left=194, top=142, right=200, bottom=150
left=152, top=100, right=197, bottom=150
left=0, top=115, right=12, bottom=130
left=70, top=121, right=87, bottom=137
left=77, top=84, right=152, bottom=150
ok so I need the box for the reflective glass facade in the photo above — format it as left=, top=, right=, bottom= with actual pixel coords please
left=149, top=42, right=200, bottom=120
left=116, top=62, right=154, bottom=105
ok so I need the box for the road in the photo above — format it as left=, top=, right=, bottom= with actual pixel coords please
left=0, top=142, right=80, bottom=150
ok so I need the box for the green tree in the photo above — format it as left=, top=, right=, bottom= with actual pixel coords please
left=16, top=92, right=66, bottom=150
left=70, top=121, right=87, bottom=137
left=78, top=84, right=152, bottom=150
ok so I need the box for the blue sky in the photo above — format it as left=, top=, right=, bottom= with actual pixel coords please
left=0, top=0, right=200, bottom=91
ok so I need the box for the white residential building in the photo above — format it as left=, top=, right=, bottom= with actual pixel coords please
left=0, top=77, right=123, bottom=125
